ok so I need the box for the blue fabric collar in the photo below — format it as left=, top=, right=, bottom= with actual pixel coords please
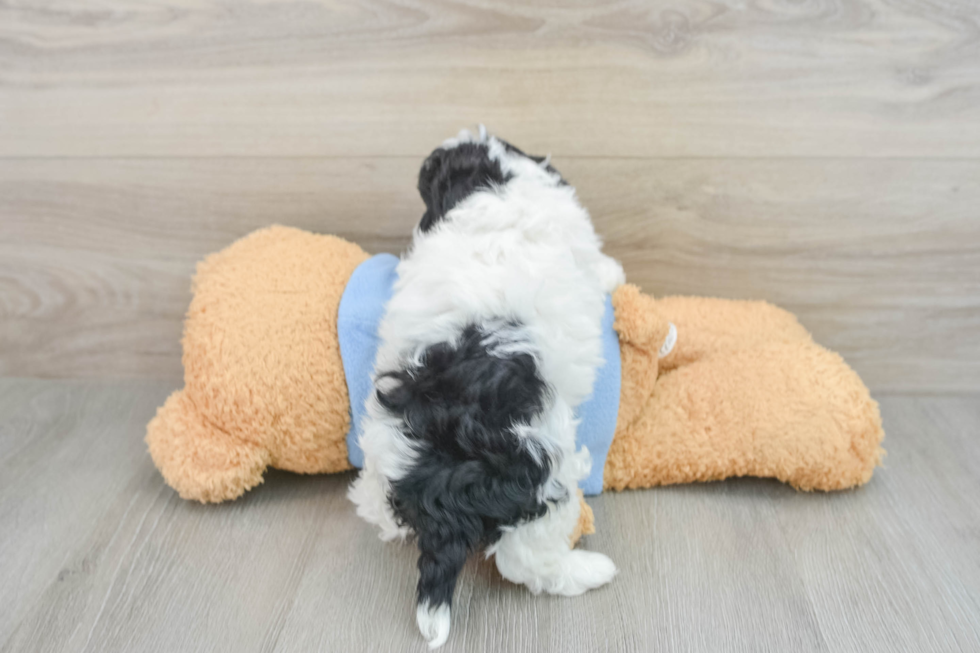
left=337, top=254, right=620, bottom=496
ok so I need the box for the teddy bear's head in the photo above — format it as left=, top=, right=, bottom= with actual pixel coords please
left=146, top=226, right=368, bottom=502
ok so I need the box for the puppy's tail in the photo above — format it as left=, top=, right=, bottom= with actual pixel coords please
left=415, top=531, right=468, bottom=649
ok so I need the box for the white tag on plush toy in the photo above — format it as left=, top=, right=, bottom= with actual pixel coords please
left=659, top=322, right=677, bottom=358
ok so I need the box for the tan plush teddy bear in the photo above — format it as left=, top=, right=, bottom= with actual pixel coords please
left=146, top=225, right=885, bottom=527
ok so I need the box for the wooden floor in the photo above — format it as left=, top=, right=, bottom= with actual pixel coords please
left=3, top=0, right=980, bottom=651
left=0, top=378, right=977, bottom=652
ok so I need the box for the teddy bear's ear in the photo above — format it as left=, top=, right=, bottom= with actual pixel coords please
left=146, top=390, right=271, bottom=503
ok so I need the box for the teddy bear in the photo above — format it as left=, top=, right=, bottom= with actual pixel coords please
left=146, top=225, right=885, bottom=532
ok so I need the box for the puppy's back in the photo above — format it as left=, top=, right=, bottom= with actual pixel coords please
left=377, top=322, right=554, bottom=614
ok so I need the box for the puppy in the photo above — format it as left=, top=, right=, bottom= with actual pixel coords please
left=349, top=127, right=624, bottom=648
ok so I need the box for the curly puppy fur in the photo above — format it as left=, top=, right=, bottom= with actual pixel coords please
left=348, top=127, right=624, bottom=648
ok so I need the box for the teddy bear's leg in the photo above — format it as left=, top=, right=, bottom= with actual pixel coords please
left=146, top=390, right=272, bottom=503
left=605, top=341, right=885, bottom=492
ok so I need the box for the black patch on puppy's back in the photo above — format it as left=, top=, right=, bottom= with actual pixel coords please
left=377, top=323, right=551, bottom=611
left=417, top=143, right=510, bottom=233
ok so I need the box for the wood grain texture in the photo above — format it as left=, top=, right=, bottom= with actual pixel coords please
left=2, top=0, right=980, bottom=157
left=2, top=157, right=978, bottom=390
left=1, top=378, right=978, bottom=652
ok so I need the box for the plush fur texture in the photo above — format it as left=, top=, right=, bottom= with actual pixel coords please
left=145, top=227, right=367, bottom=502
left=348, top=127, right=625, bottom=647
left=605, top=285, right=885, bottom=491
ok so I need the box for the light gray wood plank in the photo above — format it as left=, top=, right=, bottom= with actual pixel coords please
left=774, top=396, right=980, bottom=653
left=0, top=378, right=175, bottom=649
left=2, top=380, right=979, bottom=652
left=2, top=0, right=979, bottom=157
left=272, top=474, right=830, bottom=653
left=0, top=378, right=354, bottom=653
left=2, top=158, right=978, bottom=391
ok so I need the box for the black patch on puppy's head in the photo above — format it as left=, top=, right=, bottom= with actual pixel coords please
left=495, top=137, right=568, bottom=186
left=377, top=323, right=553, bottom=612
left=417, top=142, right=510, bottom=233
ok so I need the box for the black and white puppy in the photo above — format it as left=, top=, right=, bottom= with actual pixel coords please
left=349, top=127, right=624, bottom=648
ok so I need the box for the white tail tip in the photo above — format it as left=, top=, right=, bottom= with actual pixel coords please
left=417, top=602, right=451, bottom=649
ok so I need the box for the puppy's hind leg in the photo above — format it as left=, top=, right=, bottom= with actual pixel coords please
left=490, top=491, right=617, bottom=596
left=348, top=465, right=410, bottom=542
